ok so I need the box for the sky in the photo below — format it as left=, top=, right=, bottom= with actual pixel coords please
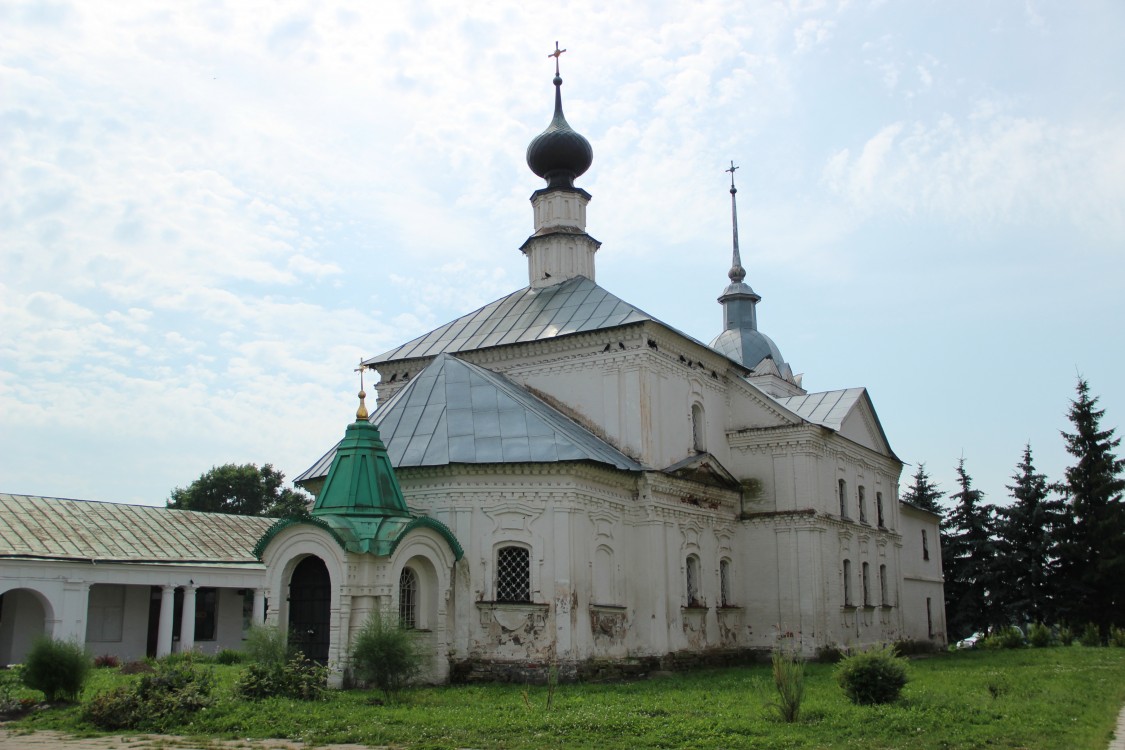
left=3, top=0, right=1124, bottom=512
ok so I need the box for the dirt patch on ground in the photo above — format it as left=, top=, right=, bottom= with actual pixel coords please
left=0, top=728, right=381, bottom=750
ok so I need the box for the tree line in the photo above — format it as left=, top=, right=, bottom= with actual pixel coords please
left=902, top=378, right=1125, bottom=641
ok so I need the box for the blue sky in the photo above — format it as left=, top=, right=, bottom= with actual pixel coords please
left=3, top=0, right=1123, bottom=511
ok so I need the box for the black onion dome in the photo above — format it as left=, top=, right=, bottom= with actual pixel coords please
left=526, top=75, right=593, bottom=189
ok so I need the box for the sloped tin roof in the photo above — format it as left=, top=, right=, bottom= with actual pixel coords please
left=774, top=388, right=867, bottom=431
left=297, top=353, right=643, bottom=482
left=365, top=276, right=655, bottom=364
left=0, top=494, right=272, bottom=564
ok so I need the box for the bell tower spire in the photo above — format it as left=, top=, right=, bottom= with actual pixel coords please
left=520, top=43, right=601, bottom=289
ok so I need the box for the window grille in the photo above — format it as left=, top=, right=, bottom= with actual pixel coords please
left=843, top=559, right=853, bottom=606
left=862, top=562, right=871, bottom=606
left=496, top=546, right=531, bottom=602
left=399, top=567, right=418, bottom=629
left=858, top=486, right=867, bottom=523
left=719, top=559, right=732, bottom=607
left=686, top=555, right=701, bottom=607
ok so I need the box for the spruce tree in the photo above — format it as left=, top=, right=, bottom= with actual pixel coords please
left=992, top=445, right=1065, bottom=626
left=1059, top=379, right=1125, bottom=632
left=901, top=463, right=943, bottom=513
left=941, top=458, right=997, bottom=639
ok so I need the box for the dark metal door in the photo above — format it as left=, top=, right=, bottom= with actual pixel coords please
left=288, top=556, right=331, bottom=664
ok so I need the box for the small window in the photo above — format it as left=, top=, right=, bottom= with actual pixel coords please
left=922, top=530, right=930, bottom=561
left=838, top=479, right=848, bottom=517
left=926, top=597, right=934, bottom=637
left=719, top=559, right=732, bottom=607
left=399, top=567, right=418, bottom=629
left=858, top=486, right=867, bottom=524
left=876, top=492, right=885, bottom=527
left=496, top=546, right=531, bottom=602
left=686, top=555, right=702, bottom=607
left=862, top=562, right=871, bottom=606
left=879, top=564, right=889, bottom=606
left=843, top=559, right=853, bottom=607
left=692, top=403, right=706, bottom=453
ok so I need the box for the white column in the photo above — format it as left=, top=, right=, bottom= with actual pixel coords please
left=179, top=585, right=197, bottom=653
left=252, top=588, right=266, bottom=624
left=156, top=585, right=176, bottom=658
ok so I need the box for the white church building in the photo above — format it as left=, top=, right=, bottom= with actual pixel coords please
left=0, top=59, right=946, bottom=683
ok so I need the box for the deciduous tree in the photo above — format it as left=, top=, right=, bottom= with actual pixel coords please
left=168, top=463, right=311, bottom=518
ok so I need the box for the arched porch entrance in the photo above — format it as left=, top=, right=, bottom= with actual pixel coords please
left=288, top=556, right=330, bottom=664
left=0, top=588, right=51, bottom=665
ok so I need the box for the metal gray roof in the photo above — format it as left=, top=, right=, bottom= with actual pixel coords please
left=0, top=494, right=272, bottom=564
left=710, top=328, right=786, bottom=372
left=297, top=353, right=644, bottom=482
left=365, top=276, right=654, bottom=364
left=773, top=388, right=866, bottom=431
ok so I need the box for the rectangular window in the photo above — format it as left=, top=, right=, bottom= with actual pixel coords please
left=926, top=597, right=934, bottom=637
left=862, top=562, right=871, bottom=606
left=86, top=584, right=125, bottom=642
left=876, top=492, right=885, bottom=527
left=496, top=546, right=531, bottom=602
left=858, top=486, right=867, bottom=524
left=719, top=559, right=732, bottom=607
left=922, top=530, right=930, bottom=560
left=879, top=564, right=889, bottom=606
left=686, top=555, right=702, bottom=607
left=843, top=559, right=853, bottom=607
left=839, top=479, right=848, bottom=518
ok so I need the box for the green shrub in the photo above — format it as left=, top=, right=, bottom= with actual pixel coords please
left=1080, top=623, right=1102, bottom=647
left=981, top=626, right=1025, bottom=650
left=0, top=668, right=25, bottom=714
left=1028, top=622, right=1052, bottom=648
left=1058, top=625, right=1075, bottom=646
left=21, top=638, right=90, bottom=702
left=243, top=624, right=293, bottom=668
left=835, top=644, right=909, bottom=705
left=350, top=614, right=423, bottom=702
left=893, top=639, right=939, bottom=657
left=768, top=649, right=805, bottom=722
left=214, top=648, right=244, bottom=665
left=1110, top=626, right=1125, bottom=648
left=235, top=653, right=326, bottom=701
left=84, top=659, right=215, bottom=732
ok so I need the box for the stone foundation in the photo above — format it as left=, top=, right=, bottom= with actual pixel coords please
left=450, top=648, right=771, bottom=684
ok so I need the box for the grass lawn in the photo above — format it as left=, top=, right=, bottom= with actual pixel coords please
left=9, top=647, right=1125, bottom=749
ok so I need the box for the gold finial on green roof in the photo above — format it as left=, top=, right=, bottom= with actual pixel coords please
left=355, top=359, right=369, bottom=421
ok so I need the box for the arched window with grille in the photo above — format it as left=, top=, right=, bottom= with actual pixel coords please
left=496, top=546, right=531, bottom=602
left=686, top=555, right=702, bottom=607
left=399, top=567, right=418, bottom=629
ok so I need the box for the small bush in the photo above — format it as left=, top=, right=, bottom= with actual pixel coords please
left=1028, top=622, right=1052, bottom=648
left=835, top=644, right=908, bottom=705
left=243, top=624, right=293, bottom=668
left=893, top=639, right=939, bottom=657
left=119, top=660, right=154, bottom=675
left=981, top=626, right=1025, bottom=650
left=1080, top=623, right=1102, bottom=647
left=214, top=649, right=244, bottom=665
left=1058, top=625, right=1075, bottom=646
left=350, top=614, right=423, bottom=702
left=93, top=654, right=120, bottom=669
left=1110, top=626, right=1125, bottom=648
left=768, top=649, right=805, bottom=723
left=21, top=638, right=90, bottom=702
left=235, top=653, right=326, bottom=701
left=84, top=659, right=215, bottom=732
left=0, top=668, right=25, bottom=715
